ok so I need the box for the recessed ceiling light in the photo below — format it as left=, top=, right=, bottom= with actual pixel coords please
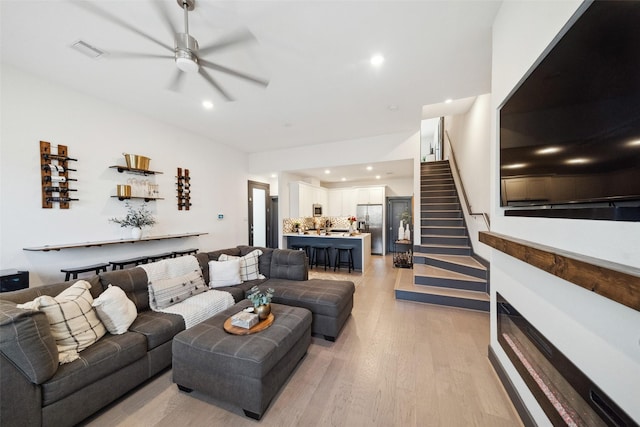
left=366, top=166, right=373, bottom=171
left=388, top=104, right=399, bottom=111
left=370, top=54, right=384, bottom=67
left=536, top=147, right=562, bottom=155
left=341, top=177, right=346, bottom=182
left=444, top=99, right=453, bottom=104
left=71, top=40, right=105, bottom=59
left=270, top=173, right=277, bottom=178
left=324, top=169, right=331, bottom=174
left=202, top=100, right=214, bottom=110
left=375, top=175, right=381, bottom=179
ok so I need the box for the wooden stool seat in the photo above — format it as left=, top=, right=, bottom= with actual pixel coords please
left=172, top=248, right=198, bottom=257
left=290, top=244, right=311, bottom=259
left=61, top=263, right=109, bottom=281
left=109, top=256, right=149, bottom=270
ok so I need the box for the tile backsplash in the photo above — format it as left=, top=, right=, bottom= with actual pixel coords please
left=283, top=216, right=353, bottom=233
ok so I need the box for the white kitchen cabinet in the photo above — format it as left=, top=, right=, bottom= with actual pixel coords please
left=356, top=186, right=385, bottom=205
left=290, top=182, right=327, bottom=218
left=327, top=188, right=355, bottom=217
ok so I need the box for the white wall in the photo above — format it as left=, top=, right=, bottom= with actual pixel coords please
left=1, top=65, right=252, bottom=285
left=445, top=94, right=492, bottom=260
left=491, top=1, right=640, bottom=424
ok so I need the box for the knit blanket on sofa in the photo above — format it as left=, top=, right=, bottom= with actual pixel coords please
left=141, top=256, right=234, bottom=329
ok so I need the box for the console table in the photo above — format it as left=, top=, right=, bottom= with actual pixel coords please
left=23, top=232, right=208, bottom=252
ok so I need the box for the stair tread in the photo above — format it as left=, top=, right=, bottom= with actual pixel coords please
left=421, top=225, right=466, bottom=229
left=418, top=243, right=471, bottom=248
left=414, top=254, right=486, bottom=270
left=421, top=234, right=468, bottom=239
left=395, top=270, right=488, bottom=301
left=413, top=264, right=485, bottom=282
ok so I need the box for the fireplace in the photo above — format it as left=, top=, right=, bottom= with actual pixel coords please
left=496, top=294, right=635, bottom=427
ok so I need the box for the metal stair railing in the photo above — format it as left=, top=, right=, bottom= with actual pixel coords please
left=444, top=130, right=490, bottom=230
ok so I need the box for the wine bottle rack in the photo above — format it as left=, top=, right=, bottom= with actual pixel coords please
left=40, top=141, right=78, bottom=209
left=176, top=167, right=191, bottom=211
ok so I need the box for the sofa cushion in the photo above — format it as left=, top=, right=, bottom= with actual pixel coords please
left=237, top=246, right=273, bottom=278
left=0, top=300, right=59, bottom=384
left=148, top=270, right=208, bottom=310
left=219, top=250, right=265, bottom=281
left=41, top=331, right=147, bottom=406
left=197, top=248, right=241, bottom=285
left=270, top=249, right=308, bottom=281
left=18, top=281, right=107, bottom=364
left=269, top=279, right=355, bottom=317
left=128, top=311, right=185, bottom=350
left=208, top=258, right=242, bottom=287
left=92, top=285, right=137, bottom=335
left=99, top=267, right=150, bottom=312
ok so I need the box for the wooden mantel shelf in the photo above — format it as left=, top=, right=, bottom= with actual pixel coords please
left=479, top=231, right=640, bottom=312
left=23, top=232, right=208, bottom=252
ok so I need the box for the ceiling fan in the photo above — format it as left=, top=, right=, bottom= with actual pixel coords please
left=75, top=0, right=269, bottom=101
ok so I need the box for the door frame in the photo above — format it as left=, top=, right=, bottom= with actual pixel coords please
left=247, top=180, right=271, bottom=247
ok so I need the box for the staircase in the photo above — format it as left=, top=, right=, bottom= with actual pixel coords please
left=394, top=160, right=489, bottom=311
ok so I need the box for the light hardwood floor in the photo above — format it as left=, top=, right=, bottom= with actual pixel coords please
left=83, top=256, right=522, bottom=427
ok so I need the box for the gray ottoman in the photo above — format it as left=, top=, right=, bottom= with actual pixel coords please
left=172, top=300, right=312, bottom=420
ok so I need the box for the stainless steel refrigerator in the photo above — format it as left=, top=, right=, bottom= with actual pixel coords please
left=357, top=204, right=383, bottom=255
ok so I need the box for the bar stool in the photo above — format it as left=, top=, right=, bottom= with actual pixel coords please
left=310, top=245, right=332, bottom=271
left=172, top=248, right=198, bottom=257
left=109, top=255, right=149, bottom=270
left=334, top=245, right=355, bottom=273
left=147, top=252, right=174, bottom=263
left=61, top=263, right=109, bottom=281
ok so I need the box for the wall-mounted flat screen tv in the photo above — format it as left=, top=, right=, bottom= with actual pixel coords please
left=499, top=0, right=640, bottom=220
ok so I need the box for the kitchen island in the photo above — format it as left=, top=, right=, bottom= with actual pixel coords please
left=284, top=232, right=371, bottom=272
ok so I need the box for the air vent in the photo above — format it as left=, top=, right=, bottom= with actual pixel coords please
left=70, top=40, right=105, bottom=59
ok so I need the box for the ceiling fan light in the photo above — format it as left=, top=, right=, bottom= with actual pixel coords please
left=176, top=57, right=199, bottom=73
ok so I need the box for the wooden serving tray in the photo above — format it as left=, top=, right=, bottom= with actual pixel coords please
left=224, top=313, right=274, bottom=335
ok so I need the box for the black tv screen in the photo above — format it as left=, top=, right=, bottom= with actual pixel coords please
left=499, top=0, right=640, bottom=218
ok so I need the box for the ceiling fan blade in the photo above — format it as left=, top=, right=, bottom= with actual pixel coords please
left=197, top=29, right=257, bottom=55
left=167, top=69, right=186, bottom=92
left=72, top=0, right=173, bottom=53
left=198, top=68, right=234, bottom=102
left=199, top=59, right=269, bottom=87
left=107, top=51, right=174, bottom=60
left=153, top=0, right=178, bottom=36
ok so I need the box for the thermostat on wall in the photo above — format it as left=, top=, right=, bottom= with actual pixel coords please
left=217, top=213, right=224, bottom=220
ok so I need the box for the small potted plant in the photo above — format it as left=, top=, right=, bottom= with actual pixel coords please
left=109, top=202, right=156, bottom=240
left=246, top=285, right=275, bottom=320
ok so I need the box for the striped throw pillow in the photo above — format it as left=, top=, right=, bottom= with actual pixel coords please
left=219, top=249, right=265, bottom=281
left=148, top=270, right=208, bottom=310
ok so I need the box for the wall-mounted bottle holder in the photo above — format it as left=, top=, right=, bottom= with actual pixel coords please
left=40, top=141, right=78, bottom=209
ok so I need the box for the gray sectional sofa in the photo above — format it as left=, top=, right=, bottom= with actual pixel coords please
left=0, top=246, right=355, bottom=427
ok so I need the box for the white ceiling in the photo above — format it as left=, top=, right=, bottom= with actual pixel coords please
left=1, top=0, right=500, bottom=182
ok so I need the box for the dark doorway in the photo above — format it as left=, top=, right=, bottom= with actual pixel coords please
left=248, top=181, right=270, bottom=247
left=386, top=197, right=413, bottom=252
left=269, top=196, right=279, bottom=249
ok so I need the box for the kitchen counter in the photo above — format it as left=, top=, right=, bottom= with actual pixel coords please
left=284, top=233, right=371, bottom=271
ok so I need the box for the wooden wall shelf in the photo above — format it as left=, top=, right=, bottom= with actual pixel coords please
left=23, top=232, right=208, bottom=252
left=479, top=231, right=640, bottom=312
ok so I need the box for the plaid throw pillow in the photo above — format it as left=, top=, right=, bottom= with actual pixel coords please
left=219, top=249, right=265, bottom=281
left=18, top=280, right=107, bottom=364
left=148, top=270, right=208, bottom=310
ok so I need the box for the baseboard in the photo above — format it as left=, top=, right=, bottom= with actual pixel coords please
left=488, top=345, right=537, bottom=427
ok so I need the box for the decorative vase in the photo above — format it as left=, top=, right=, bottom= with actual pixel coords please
left=398, top=220, right=405, bottom=241
left=404, top=223, right=411, bottom=241
left=255, top=303, right=271, bottom=321
left=131, top=227, right=142, bottom=240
